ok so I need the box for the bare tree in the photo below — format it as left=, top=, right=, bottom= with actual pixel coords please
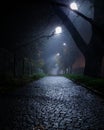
left=50, top=0, right=104, bottom=77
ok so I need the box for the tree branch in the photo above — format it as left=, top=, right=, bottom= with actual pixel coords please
left=53, top=5, right=87, bottom=55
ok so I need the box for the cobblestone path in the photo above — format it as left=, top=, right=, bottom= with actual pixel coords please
left=0, top=76, right=104, bottom=130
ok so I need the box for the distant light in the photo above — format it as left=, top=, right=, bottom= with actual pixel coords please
left=63, top=43, right=67, bottom=46
left=70, top=2, right=78, bottom=10
left=56, top=53, right=60, bottom=56
left=55, top=26, right=62, bottom=34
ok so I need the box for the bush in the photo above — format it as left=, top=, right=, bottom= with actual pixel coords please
left=32, top=73, right=46, bottom=80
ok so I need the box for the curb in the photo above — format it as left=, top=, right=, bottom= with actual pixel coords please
left=71, top=79, right=104, bottom=99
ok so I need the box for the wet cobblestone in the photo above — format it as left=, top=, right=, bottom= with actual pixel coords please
left=0, top=76, right=104, bottom=130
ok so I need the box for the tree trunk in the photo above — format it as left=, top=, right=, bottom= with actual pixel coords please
left=13, top=54, right=16, bottom=78
left=23, top=58, right=25, bottom=76
left=84, top=0, right=104, bottom=77
left=84, top=50, right=103, bottom=77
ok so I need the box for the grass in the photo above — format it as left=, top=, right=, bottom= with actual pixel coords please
left=32, top=73, right=46, bottom=80
left=64, top=74, right=104, bottom=94
left=0, top=73, right=46, bottom=93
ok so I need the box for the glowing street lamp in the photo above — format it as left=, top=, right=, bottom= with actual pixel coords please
left=70, top=2, right=78, bottom=10
left=56, top=53, right=60, bottom=56
left=55, top=26, right=62, bottom=34
left=63, top=43, right=67, bottom=46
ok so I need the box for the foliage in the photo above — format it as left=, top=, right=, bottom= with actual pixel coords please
left=32, top=72, right=46, bottom=80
